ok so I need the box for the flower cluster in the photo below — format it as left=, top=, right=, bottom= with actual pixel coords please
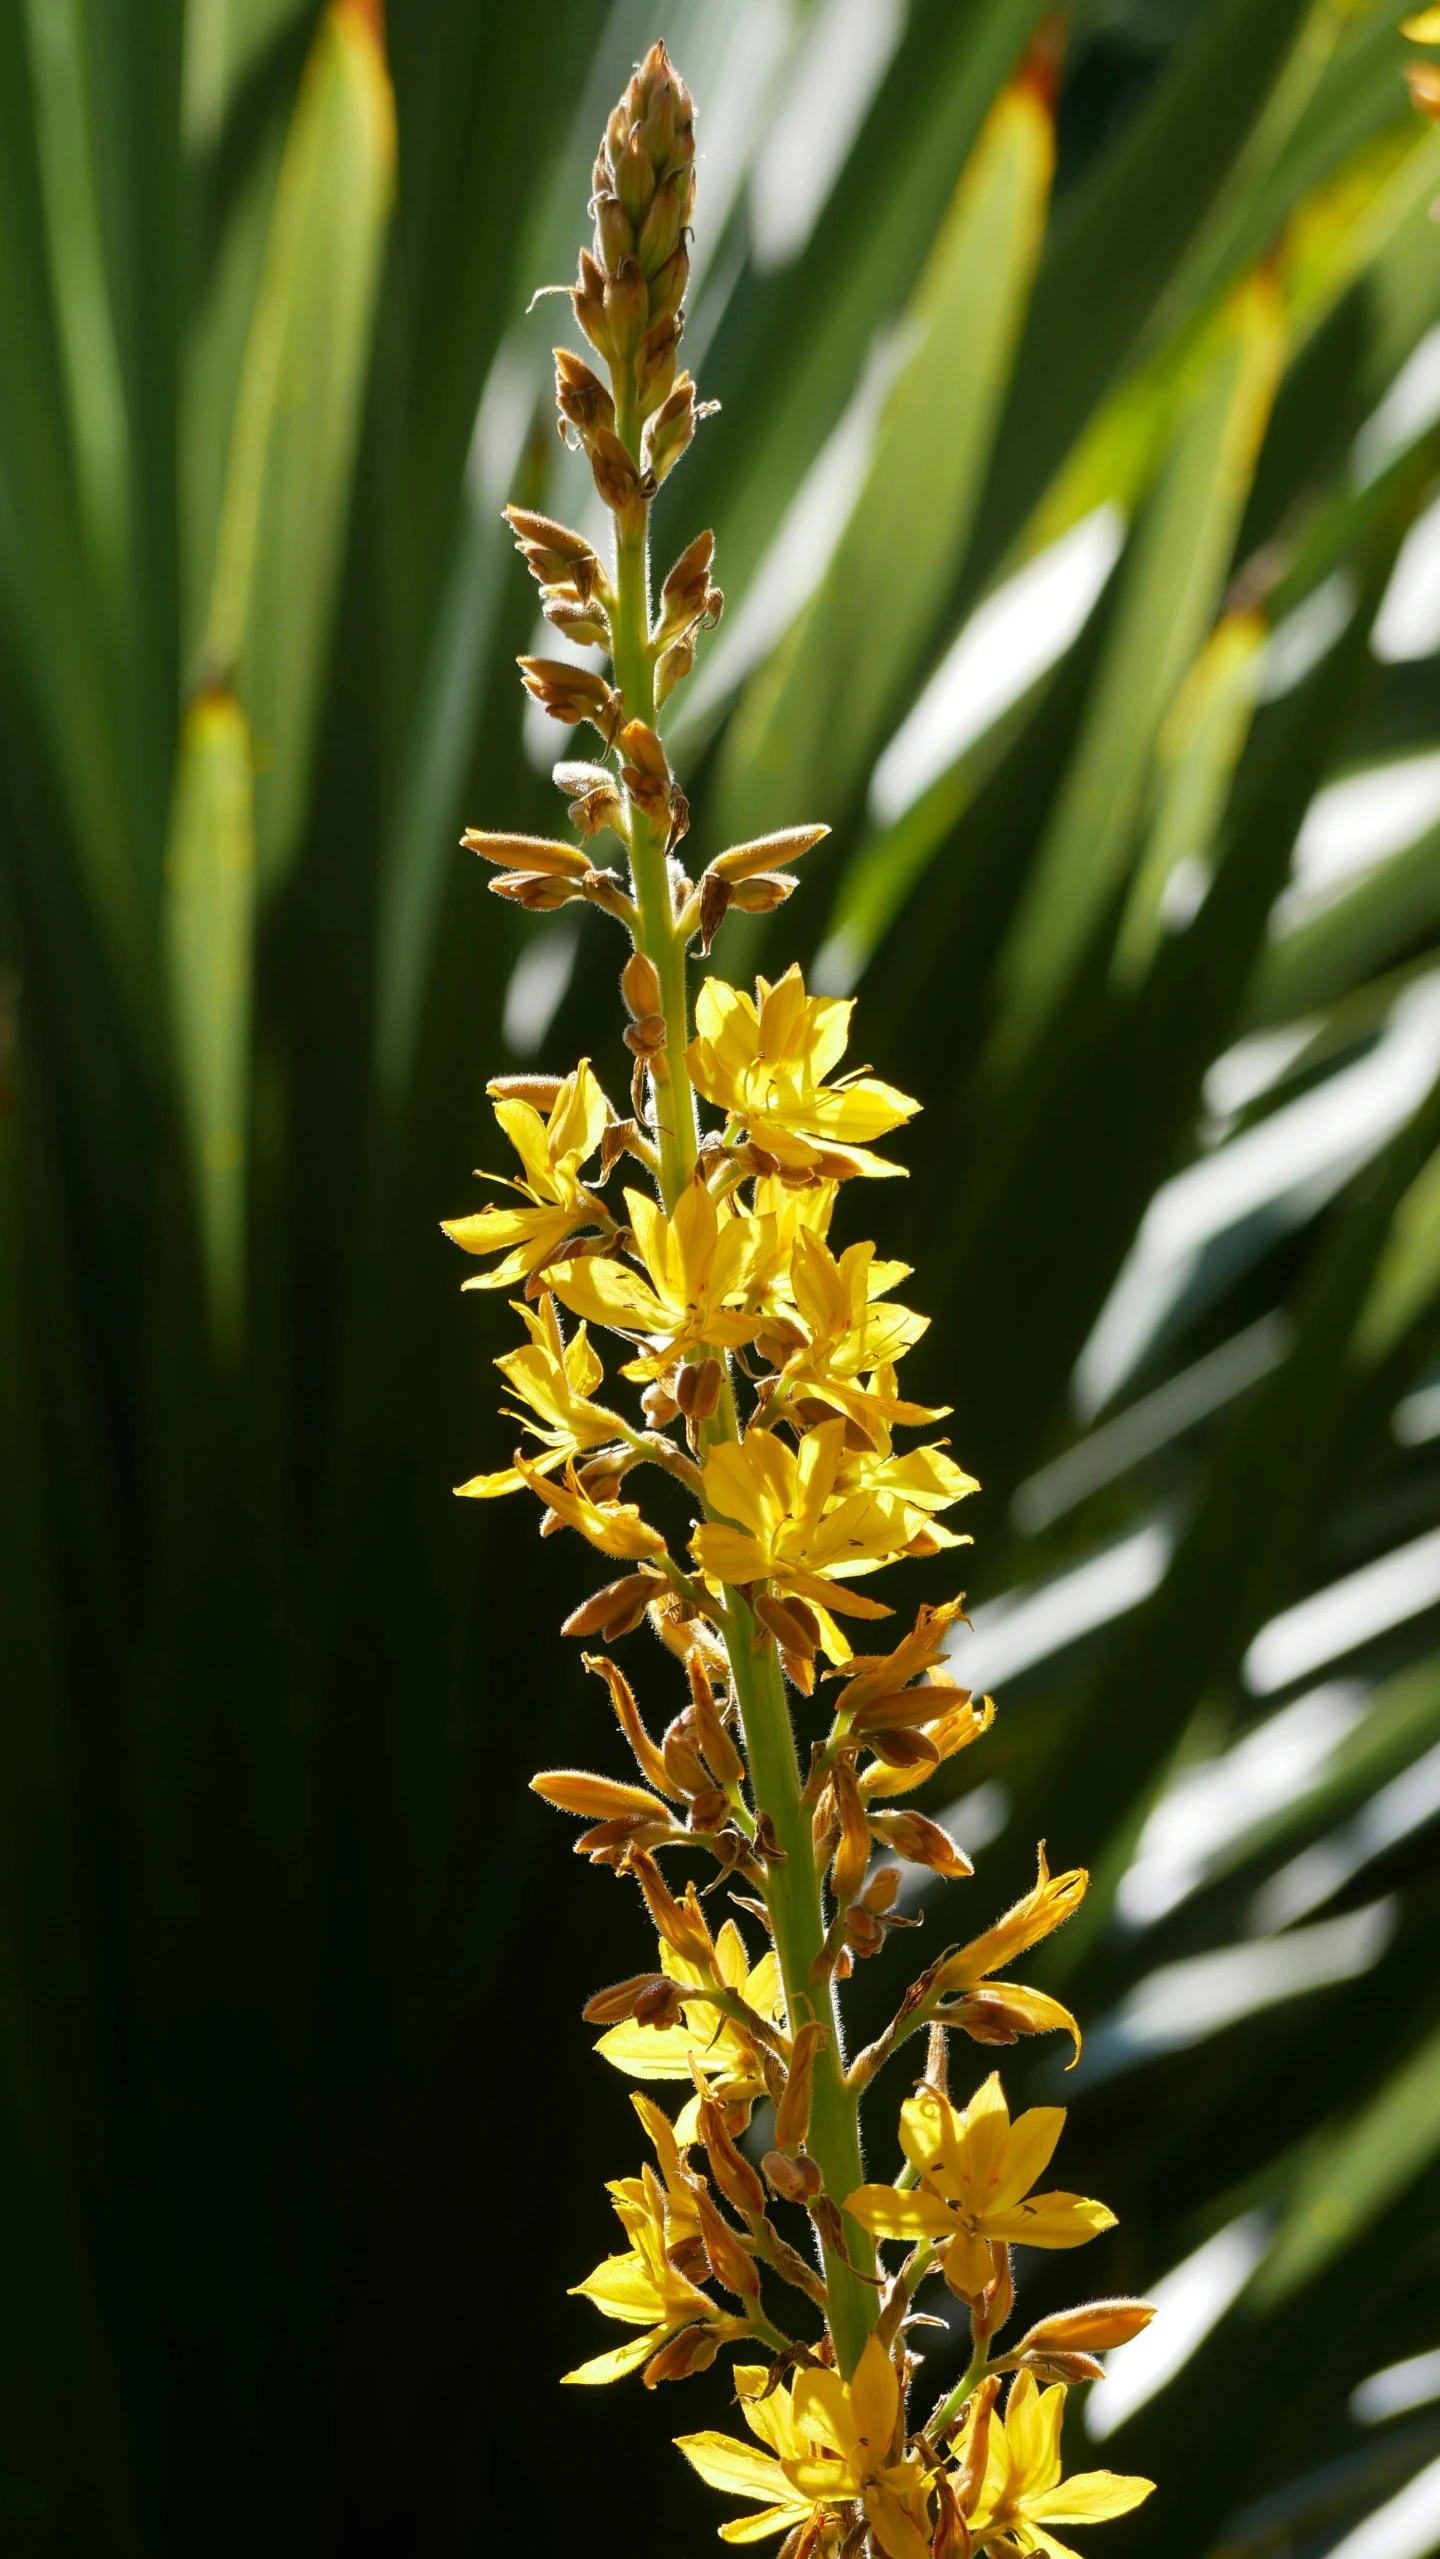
left=446, top=42, right=1156, bottom=2558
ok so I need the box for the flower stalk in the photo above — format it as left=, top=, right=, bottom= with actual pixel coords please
left=444, top=41, right=1158, bottom=2555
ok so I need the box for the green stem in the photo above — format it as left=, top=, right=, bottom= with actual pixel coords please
left=604, top=411, right=874, bottom=2375
left=610, top=470, right=694, bottom=1206
left=929, top=2340, right=989, bottom=2439
left=723, top=1597, right=877, bottom=2376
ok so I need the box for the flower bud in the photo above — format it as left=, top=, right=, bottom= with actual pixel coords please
left=572, top=247, right=608, bottom=354
left=638, top=178, right=683, bottom=275
left=581, top=1970, right=686, bottom=2027
left=698, top=871, right=732, bottom=953
left=517, top=658, right=621, bottom=741
left=643, top=2325, right=722, bottom=2387
left=774, top=2019, right=826, bottom=2156
left=763, top=2148, right=823, bottom=2205
left=486, top=1073, right=565, bottom=1109
left=731, top=871, right=797, bottom=915
left=594, top=190, right=634, bottom=273
left=753, top=1591, right=820, bottom=1657
left=700, top=2094, right=767, bottom=2219
left=603, top=257, right=649, bottom=361
left=462, top=828, right=590, bottom=879
left=654, top=629, right=696, bottom=711
left=622, top=951, right=663, bottom=1018
left=634, top=314, right=680, bottom=408
left=675, top=1358, right=722, bottom=1421
left=662, top=1709, right=712, bottom=1799
left=696, top=2188, right=761, bottom=2305
left=553, top=349, right=616, bottom=445
left=561, top=1571, right=661, bottom=1640
left=616, top=126, right=656, bottom=225
left=489, top=870, right=585, bottom=909
left=866, top=1807, right=972, bottom=1878
left=532, top=1767, right=669, bottom=1823
left=1012, top=2299, right=1155, bottom=2356
left=589, top=426, right=648, bottom=515
left=830, top=1762, right=871, bottom=1908
left=623, top=1012, right=667, bottom=1057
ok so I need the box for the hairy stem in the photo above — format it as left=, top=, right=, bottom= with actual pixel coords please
left=609, top=441, right=875, bottom=2373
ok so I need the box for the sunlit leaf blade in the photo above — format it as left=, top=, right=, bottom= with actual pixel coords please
left=205, top=0, right=395, bottom=891
left=1256, top=2014, right=1440, bottom=2304
left=163, top=687, right=256, bottom=1344
left=988, top=270, right=1285, bottom=1075
left=712, top=60, right=1055, bottom=848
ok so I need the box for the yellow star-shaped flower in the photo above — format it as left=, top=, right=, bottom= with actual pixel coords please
left=846, top=2073, right=1114, bottom=2299
left=443, top=1061, right=613, bottom=1287
left=963, top=2372, right=1152, bottom=2559
left=676, top=2334, right=933, bottom=2558
left=547, top=1173, right=776, bottom=1379
left=688, top=964, right=919, bottom=1179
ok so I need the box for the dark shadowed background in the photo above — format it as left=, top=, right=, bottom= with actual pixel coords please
left=3, top=0, right=1440, bottom=2550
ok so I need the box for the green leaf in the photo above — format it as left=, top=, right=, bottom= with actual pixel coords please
left=163, top=687, right=256, bottom=1345
left=987, top=272, right=1285, bottom=1074
left=1111, top=609, right=1266, bottom=991
left=204, top=0, right=394, bottom=890
left=1255, top=2012, right=1440, bottom=2303
left=711, top=66, right=1056, bottom=850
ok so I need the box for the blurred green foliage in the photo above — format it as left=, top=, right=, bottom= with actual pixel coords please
left=3, top=0, right=1440, bottom=2550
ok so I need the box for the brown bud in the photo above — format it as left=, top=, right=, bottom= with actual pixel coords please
left=662, top=1709, right=712, bottom=1800
left=698, top=870, right=732, bottom=953
left=638, top=177, right=683, bottom=275
left=763, top=2149, right=823, bottom=2205
left=541, top=593, right=610, bottom=648
left=731, top=871, right=798, bottom=915
left=594, top=190, right=634, bottom=272
left=624, top=1849, right=714, bottom=1965
left=686, top=1788, right=732, bottom=1833
left=575, top=1451, right=633, bottom=1502
left=603, top=257, right=649, bottom=360
left=572, top=247, right=609, bottom=354
left=646, top=375, right=697, bottom=482
left=486, top=1073, right=565, bottom=1109
left=622, top=952, right=663, bottom=1019
left=862, top=1864, right=902, bottom=1914
left=654, top=628, right=697, bottom=710
left=1011, top=2299, right=1156, bottom=2357
left=659, top=529, right=718, bottom=637
left=643, top=2325, right=721, bottom=2387
left=864, top=1726, right=941, bottom=1772
left=517, top=657, right=621, bottom=742
left=532, top=1767, right=670, bottom=1823
left=950, top=2375, right=1000, bottom=2505
left=634, top=313, right=680, bottom=406
left=561, top=1573, right=661, bottom=1641
left=489, top=869, right=585, bottom=910
left=581, top=1970, right=686, bottom=2027
left=867, top=1808, right=972, bottom=1879
left=623, top=1012, right=667, bottom=1057
left=588, top=425, right=649, bottom=517
left=830, top=1762, right=872, bottom=1908
left=753, top=1591, right=821, bottom=1658
left=774, top=2020, right=827, bottom=2157
left=568, top=783, right=625, bottom=841
left=462, top=828, right=590, bottom=879
left=615, top=127, right=657, bottom=225
left=675, top=1358, right=722, bottom=1421
left=696, top=2188, right=762, bottom=2305
left=641, top=1380, right=679, bottom=1426
left=700, top=2096, right=766, bottom=2219
left=553, top=349, right=616, bottom=445
left=618, top=718, right=674, bottom=821
left=1019, top=2349, right=1107, bottom=2386
left=710, top=826, right=829, bottom=885
left=648, top=241, right=688, bottom=321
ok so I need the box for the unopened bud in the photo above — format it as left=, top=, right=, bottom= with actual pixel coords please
left=730, top=871, right=797, bottom=915
left=700, top=2095, right=767, bottom=2219
left=753, top=1591, right=821, bottom=1657
left=763, top=2148, right=823, bottom=2205
left=698, top=870, right=732, bottom=953
left=864, top=1726, right=941, bottom=1772
left=623, top=1011, right=667, bottom=1057
left=561, top=1571, right=660, bottom=1641
left=830, top=1763, right=872, bottom=1908
left=622, top=951, right=662, bottom=1018
left=1012, top=2299, right=1155, bottom=2357
left=654, top=629, right=697, bottom=710
left=635, top=313, right=680, bottom=406
left=662, top=1709, right=712, bottom=1799
left=675, top=1358, right=722, bottom=1421
left=867, top=1807, right=972, bottom=1879
left=695, top=2188, right=761, bottom=2305
left=581, top=1970, right=686, bottom=2027
left=643, top=2323, right=721, bottom=2387
left=642, top=1380, right=679, bottom=1426
left=532, top=1767, right=668, bottom=1823
left=486, top=1073, right=565, bottom=1109
left=517, top=657, right=621, bottom=742
left=462, top=828, right=590, bottom=880
left=774, top=2020, right=826, bottom=2156
left=553, top=349, right=616, bottom=444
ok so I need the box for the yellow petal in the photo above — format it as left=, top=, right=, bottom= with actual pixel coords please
left=1402, top=7, right=1440, bottom=37
left=986, top=2191, right=1118, bottom=2250
left=1030, top=2474, right=1156, bottom=2525
left=845, top=2184, right=955, bottom=2242
left=562, top=2328, right=663, bottom=2383
left=674, top=2431, right=795, bottom=2507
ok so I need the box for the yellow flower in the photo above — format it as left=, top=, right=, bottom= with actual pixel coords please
left=693, top=1419, right=918, bottom=1644
left=548, top=1173, right=775, bottom=1378
left=454, top=1294, right=629, bottom=1498
left=676, top=2335, right=933, bottom=2558
left=514, top=1453, right=667, bottom=1559
left=688, top=965, right=919, bottom=1179
left=846, top=2074, right=1115, bottom=2299
left=771, top=1228, right=943, bottom=1440
left=838, top=1434, right=979, bottom=1538
left=566, top=2103, right=748, bottom=2385
left=962, top=2372, right=1152, bottom=2559
left=443, top=1060, right=612, bottom=1287
left=933, top=1846, right=1088, bottom=1994
left=594, top=1917, right=784, bottom=2138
